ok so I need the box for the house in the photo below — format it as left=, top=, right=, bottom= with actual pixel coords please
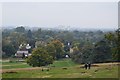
left=15, top=43, right=31, bottom=58
left=15, top=50, right=29, bottom=58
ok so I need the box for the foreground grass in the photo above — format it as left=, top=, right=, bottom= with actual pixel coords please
left=2, top=61, right=32, bottom=69
left=2, top=59, right=119, bottom=78
left=2, top=58, right=76, bottom=69
left=49, top=59, right=77, bottom=67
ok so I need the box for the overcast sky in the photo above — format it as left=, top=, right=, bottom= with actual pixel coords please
left=2, top=2, right=118, bottom=29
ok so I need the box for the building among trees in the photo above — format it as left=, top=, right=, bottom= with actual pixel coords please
left=15, top=43, right=31, bottom=58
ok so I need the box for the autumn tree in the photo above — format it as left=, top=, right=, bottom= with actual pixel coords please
left=47, top=40, right=65, bottom=60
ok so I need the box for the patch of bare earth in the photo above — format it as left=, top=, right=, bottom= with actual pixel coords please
left=93, top=62, right=120, bottom=66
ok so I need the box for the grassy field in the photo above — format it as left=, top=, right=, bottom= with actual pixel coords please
left=2, top=62, right=32, bottom=69
left=1, top=58, right=119, bottom=78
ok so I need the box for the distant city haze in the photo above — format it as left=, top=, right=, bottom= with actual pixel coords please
left=2, top=2, right=118, bottom=30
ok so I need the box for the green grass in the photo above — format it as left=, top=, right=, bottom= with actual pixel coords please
left=2, top=65, right=118, bottom=78
left=2, top=61, right=32, bottom=69
left=2, top=58, right=75, bottom=69
left=2, top=58, right=119, bottom=78
left=2, top=64, right=32, bottom=69
left=2, top=61, right=22, bottom=65
left=49, top=58, right=77, bottom=67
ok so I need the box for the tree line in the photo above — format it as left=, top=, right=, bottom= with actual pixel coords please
left=2, top=26, right=119, bottom=66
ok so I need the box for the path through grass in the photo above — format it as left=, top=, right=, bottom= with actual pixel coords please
left=2, top=58, right=119, bottom=78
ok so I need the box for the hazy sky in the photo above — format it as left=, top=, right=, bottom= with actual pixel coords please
left=2, top=2, right=118, bottom=29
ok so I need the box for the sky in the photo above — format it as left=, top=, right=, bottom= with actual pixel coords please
left=2, top=2, right=118, bottom=29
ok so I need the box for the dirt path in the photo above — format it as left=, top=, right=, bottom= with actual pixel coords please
left=93, top=62, right=120, bottom=66
left=76, top=62, right=120, bottom=68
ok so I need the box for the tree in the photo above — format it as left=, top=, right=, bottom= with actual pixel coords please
left=27, top=30, right=32, bottom=39
left=49, top=40, right=65, bottom=59
left=71, top=46, right=93, bottom=64
left=27, top=48, right=53, bottom=67
left=70, top=47, right=82, bottom=63
left=46, top=43, right=56, bottom=59
left=2, top=44, right=16, bottom=57
left=15, top=26, right=25, bottom=33
left=92, top=40, right=112, bottom=63
left=104, top=29, right=119, bottom=61
left=116, top=28, right=120, bottom=61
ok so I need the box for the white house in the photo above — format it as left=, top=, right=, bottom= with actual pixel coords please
left=15, top=43, right=31, bottom=58
left=15, top=51, right=29, bottom=58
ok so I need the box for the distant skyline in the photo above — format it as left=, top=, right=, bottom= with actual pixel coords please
left=2, top=2, right=118, bottom=30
